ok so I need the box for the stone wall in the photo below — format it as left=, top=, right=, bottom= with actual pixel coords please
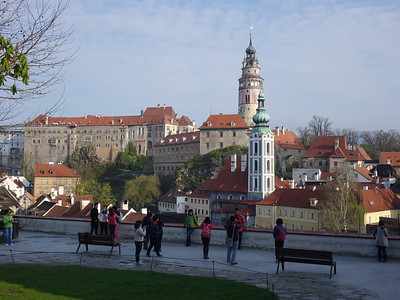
left=16, top=215, right=400, bottom=259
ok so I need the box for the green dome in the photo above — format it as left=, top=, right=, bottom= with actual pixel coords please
left=251, top=91, right=272, bottom=135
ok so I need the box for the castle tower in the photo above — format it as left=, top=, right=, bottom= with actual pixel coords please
left=248, top=91, right=275, bottom=201
left=238, top=32, right=264, bottom=127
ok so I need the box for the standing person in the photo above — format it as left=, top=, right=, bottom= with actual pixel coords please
left=134, top=220, right=146, bottom=264
left=98, top=206, right=109, bottom=235
left=234, top=208, right=245, bottom=249
left=273, top=218, right=287, bottom=261
left=3, top=209, right=14, bottom=246
left=113, top=206, right=123, bottom=236
left=183, top=209, right=199, bottom=246
left=373, top=220, right=389, bottom=262
left=146, top=215, right=163, bottom=257
left=142, top=211, right=152, bottom=250
left=224, top=215, right=243, bottom=265
left=108, top=208, right=120, bottom=238
left=200, top=217, right=214, bottom=259
left=90, top=203, right=99, bottom=235
left=158, top=215, right=164, bottom=252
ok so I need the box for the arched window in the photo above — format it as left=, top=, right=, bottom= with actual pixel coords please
left=228, top=195, right=233, bottom=200
left=254, top=178, right=258, bottom=191
left=254, top=142, right=258, bottom=154
left=254, top=160, right=258, bottom=172
left=267, top=142, right=270, bottom=154
left=267, top=177, right=271, bottom=188
left=267, top=160, right=270, bottom=171
left=217, top=195, right=221, bottom=200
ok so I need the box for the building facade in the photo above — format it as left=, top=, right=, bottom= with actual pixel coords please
left=199, top=114, right=248, bottom=155
left=153, top=131, right=200, bottom=175
left=33, top=163, right=81, bottom=197
left=24, top=106, right=196, bottom=173
left=0, top=128, right=24, bottom=176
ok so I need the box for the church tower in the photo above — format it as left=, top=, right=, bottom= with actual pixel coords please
left=248, top=91, right=275, bottom=201
left=238, top=33, right=264, bottom=127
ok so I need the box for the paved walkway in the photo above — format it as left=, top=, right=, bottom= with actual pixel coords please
left=1, top=231, right=398, bottom=299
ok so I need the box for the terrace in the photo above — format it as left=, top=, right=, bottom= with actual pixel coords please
left=1, top=215, right=399, bottom=299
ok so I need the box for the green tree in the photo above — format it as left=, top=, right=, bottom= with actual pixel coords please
left=76, top=179, right=115, bottom=205
left=0, top=0, right=75, bottom=124
left=117, top=142, right=151, bottom=171
left=123, top=175, right=160, bottom=211
left=320, top=166, right=362, bottom=232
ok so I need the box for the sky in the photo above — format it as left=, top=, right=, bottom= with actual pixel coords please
left=25, top=0, right=400, bottom=133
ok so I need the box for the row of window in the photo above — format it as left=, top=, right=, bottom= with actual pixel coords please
left=189, top=198, right=208, bottom=205
left=258, top=208, right=316, bottom=219
left=206, top=142, right=225, bottom=149
left=205, top=131, right=237, bottom=138
left=154, top=166, right=179, bottom=172
left=216, top=195, right=246, bottom=200
left=37, top=188, right=74, bottom=195
left=38, top=179, right=75, bottom=184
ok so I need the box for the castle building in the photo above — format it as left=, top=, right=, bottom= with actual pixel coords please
left=0, top=128, right=24, bottom=176
left=238, top=34, right=264, bottom=127
left=248, top=91, right=275, bottom=200
left=23, top=106, right=196, bottom=173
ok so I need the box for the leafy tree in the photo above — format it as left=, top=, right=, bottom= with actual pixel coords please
left=123, top=175, right=161, bottom=211
left=117, top=142, right=151, bottom=171
left=76, top=179, right=115, bottom=205
left=0, top=0, right=75, bottom=124
left=320, top=166, right=362, bottom=232
left=360, top=130, right=400, bottom=160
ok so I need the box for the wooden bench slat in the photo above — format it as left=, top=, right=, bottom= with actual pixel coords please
left=276, top=248, right=337, bottom=279
left=76, top=232, right=121, bottom=257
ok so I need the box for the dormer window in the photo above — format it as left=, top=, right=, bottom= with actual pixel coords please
left=40, top=170, right=45, bottom=174
left=49, top=170, right=53, bottom=174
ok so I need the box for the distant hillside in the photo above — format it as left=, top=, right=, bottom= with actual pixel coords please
left=175, top=145, right=248, bottom=191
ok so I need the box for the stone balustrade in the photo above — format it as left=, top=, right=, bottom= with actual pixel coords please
left=16, top=215, right=400, bottom=259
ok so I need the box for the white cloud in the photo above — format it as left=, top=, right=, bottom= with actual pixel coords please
left=21, top=0, right=400, bottom=132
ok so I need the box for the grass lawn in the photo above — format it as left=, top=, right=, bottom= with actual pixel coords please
left=0, top=265, right=276, bottom=300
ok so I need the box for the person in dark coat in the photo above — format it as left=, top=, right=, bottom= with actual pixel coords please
left=142, top=211, right=153, bottom=250
left=224, top=215, right=243, bottom=265
left=146, top=214, right=163, bottom=257
left=90, top=203, right=99, bottom=235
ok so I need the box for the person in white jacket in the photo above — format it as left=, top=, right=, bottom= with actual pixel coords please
left=134, top=220, right=146, bottom=264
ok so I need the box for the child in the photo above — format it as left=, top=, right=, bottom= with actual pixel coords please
left=199, top=217, right=214, bottom=259
left=134, top=220, right=146, bottom=264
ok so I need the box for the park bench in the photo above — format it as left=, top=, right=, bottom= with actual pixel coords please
left=76, top=232, right=121, bottom=257
left=276, top=248, right=337, bottom=278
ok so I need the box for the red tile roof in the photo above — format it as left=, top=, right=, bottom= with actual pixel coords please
left=380, top=152, right=400, bottom=167
left=27, top=106, right=193, bottom=127
left=199, top=114, right=248, bottom=129
left=362, top=189, right=400, bottom=213
left=122, top=212, right=147, bottom=222
left=272, top=129, right=305, bottom=150
left=209, top=155, right=248, bottom=192
left=154, top=131, right=200, bottom=147
left=355, top=167, right=374, bottom=181
left=44, top=205, right=69, bottom=217
left=302, top=136, right=371, bottom=161
left=34, top=164, right=79, bottom=178
left=257, top=188, right=324, bottom=208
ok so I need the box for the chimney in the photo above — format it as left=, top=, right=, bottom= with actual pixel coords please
left=240, top=154, right=247, bottom=172
left=363, top=186, right=368, bottom=190
left=281, top=126, right=285, bottom=134
left=141, top=207, right=148, bottom=215
left=45, top=115, right=49, bottom=125
left=70, top=193, right=74, bottom=205
left=275, top=126, right=280, bottom=136
left=334, top=138, right=339, bottom=150
left=304, top=174, right=308, bottom=182
left=290, top=180, right=295, bottom=189
left=230, top=154, right=237, bottom=172
left=312, top=186, right=316, bottom=191
left=387, top=158, right=391, bottom=164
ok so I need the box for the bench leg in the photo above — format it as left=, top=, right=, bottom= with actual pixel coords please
left=330, top=265, right=332, bottom=279
left=109, top=246, right=114, bottom=257
left=85, top=244, right=88, bottom=251
left=76, top=243, right=81, bottom=254
left=118, top=245, right=121, bottom=255
left=276, top=261, right=280, bottom=274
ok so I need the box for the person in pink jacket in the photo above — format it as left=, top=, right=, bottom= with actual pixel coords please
left=107, top=208, right=120, bottom=238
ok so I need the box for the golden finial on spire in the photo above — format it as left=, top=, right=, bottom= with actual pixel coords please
left=249, top=26, right=254, bottom=44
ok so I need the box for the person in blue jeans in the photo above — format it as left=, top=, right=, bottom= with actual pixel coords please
left=183, top=209, right=199, bottom=246
left=224, top=215, right=243, bottom=265
left=3, top=209, right=14, bottom=246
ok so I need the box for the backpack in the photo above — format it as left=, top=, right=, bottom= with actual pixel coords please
left=201, top=224, right=211, bottom=238
left=276, top=226, right=286, bottom=241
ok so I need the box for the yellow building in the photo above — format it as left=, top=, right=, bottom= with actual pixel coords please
left=33, top=164, right=80, bottom=197
left=256, top=186, right=400, bottom=234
